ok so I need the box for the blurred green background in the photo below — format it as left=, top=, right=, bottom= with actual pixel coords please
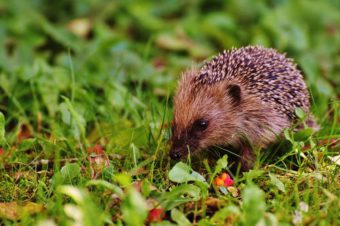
left=0, top=1, right=339, bottom=224
left=0, top=0, right=339, bottom=144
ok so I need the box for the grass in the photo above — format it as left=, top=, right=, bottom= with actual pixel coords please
left=0, top=0, right=339, bottom=225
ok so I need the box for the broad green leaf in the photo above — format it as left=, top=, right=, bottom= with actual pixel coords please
left=141, top=179, right=152, bottom=197
left=284, top=129, right=293, bottom=143
left=112, top=127, right=147, bottom=147
left=295, top=107, right=306, bottom=119
left=101, top=165, right=116, bottom=181
left=171, top=208, right=191, bottom=226
left=58, top=186, right=87, bottom=204
left=263, top=213, right=278, bottom=226
left=64, top=204, right=83, bottom=226
left=58, top=186, right=104, bottom=226
left=114, top=173, right=132, bottom=187
left=86, top=180, right=124, bottom=198
left=17, top=138, right=37, bottom=152
left=269, top=174, right=286, bottom=193
left=211, top=155, right=229, bottom=180
left=160, top=184, right=201, bottom=210
left=243, top=169, right=265, bottom=183
left=210, top=206, right=240, bottom=224
left=59, top=102, right=71, bottom=125
left=168, top=162, right=207, bottom=184
left=197, top=219, right=215, bottom=226
left=121, top=188, right=148, bottom=226
left=61, top=97, right=86, bottom=140
left=60, top=163, right=81, bottom=184
left=242, top=185, right=266, bottom=225
left=294, top=128, right=314, bottom=141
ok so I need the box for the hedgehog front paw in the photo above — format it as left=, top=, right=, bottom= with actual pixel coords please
left=239, top=145, right=255, bottom=171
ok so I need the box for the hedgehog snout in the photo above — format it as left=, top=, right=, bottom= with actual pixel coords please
left=169, top=141, right=188, bottom=160
left=170, top=135, right=201, bottom=160
left=170, top=148, right=183, bottom=160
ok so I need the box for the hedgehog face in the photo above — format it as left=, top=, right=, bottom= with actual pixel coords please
left=170, top=70, right=242, bottom=160
left=170, top=117, right=210, bottom=160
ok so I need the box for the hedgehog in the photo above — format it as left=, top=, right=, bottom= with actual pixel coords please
left=169, top=46, right=315, bottom=170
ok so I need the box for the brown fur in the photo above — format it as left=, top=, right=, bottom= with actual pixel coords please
left=172, top=68, right=289, bottom=165
left=170, top=46, right=312, bottom=170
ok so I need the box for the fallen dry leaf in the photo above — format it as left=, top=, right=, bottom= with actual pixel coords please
left=227, top=186, right=239, bottom=197
left=88, top=155, right=110, bottom=179
left=17, top=124, right=32, bottom=142
left=87, top=145, right=110, bottom=179
left=14, top=171, right=32, bottom=181
left=0, top=201, right=44, bottom=221
left=185, top=197, right=224, bottom=216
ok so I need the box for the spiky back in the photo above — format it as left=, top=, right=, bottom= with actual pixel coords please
left=195, top=46, right=310, bottom=119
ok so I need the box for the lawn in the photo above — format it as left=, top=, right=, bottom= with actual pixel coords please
left=0, top=0, right=339, bottom=225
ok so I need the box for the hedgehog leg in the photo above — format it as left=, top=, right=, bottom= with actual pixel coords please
left=239, top=144, right=255, bottom=171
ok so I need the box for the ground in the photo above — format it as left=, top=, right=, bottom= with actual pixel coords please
left=0, top=0, right=339, bottom=225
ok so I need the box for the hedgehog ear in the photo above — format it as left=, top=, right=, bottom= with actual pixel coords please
left=226, top=84, right=241, bottom=106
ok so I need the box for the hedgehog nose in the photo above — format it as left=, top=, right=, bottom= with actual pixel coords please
left=170, top=150, right=182, bottom=160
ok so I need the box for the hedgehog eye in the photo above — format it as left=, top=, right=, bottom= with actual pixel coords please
left=194, top=119, right=209, bottom=131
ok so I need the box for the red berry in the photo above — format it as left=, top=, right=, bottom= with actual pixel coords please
left=215, top=178, right=224, bottom=187
left=147, top=208, right=165, bottom=222
left=221, top=173, right=230, bottom=181
left=224, top=177, right=234, bottom=187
